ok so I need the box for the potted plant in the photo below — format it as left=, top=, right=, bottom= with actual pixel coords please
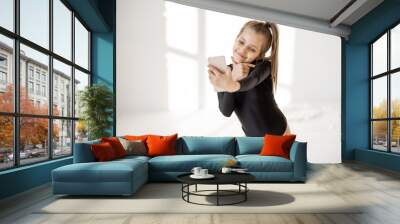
left=79, top=84, right=113, bottom=140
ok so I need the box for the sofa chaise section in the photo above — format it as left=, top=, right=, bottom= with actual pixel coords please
left=52, top=141, right=149, bottom=196
left=52, top=158, right=148, bottom=195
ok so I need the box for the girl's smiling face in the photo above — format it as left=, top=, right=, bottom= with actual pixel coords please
left=232, top=28, right=267, bottom=64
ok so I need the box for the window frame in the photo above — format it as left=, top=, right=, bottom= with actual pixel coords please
left=370, top=20, right=400, bottom=154
left=0, top=0, right=92, bottom=171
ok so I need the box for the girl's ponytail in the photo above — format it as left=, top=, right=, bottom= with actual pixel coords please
left=265, top=22, right=279, bottom=93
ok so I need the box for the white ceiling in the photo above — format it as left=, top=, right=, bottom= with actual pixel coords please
left=167, top=0, right=384, bottom=38
left=225, top=0, right=353, bottom=23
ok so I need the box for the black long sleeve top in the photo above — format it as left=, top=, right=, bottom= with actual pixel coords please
left=217, top=59, right=287, bottom=137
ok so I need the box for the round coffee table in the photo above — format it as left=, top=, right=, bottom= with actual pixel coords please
left=177, top=173, right=255, bottom=206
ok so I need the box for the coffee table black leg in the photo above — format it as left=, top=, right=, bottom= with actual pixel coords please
left=195, top=184, right=197, bottom=192
left=245, top=183, right=247, bottom=201
left=187, top=184, right=190, bottom=202
left=217, top=184, right=220, bottom=206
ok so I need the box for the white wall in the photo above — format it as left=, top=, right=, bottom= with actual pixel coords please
left=117, top=0, right=341, bottom=163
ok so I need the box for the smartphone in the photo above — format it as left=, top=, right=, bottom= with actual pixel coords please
left=208, top=56, right=227, bottom=73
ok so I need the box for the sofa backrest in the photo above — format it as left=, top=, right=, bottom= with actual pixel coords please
left=73, top=136, right=299, bottom=162
left=177, top=136, right=236, bottom=155
left=235, top=137, right=263, bottom=155
left=73, top=139, right=100, bottom=163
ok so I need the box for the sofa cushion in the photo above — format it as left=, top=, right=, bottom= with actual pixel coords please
left=124, top=135, right=149, bottom=142
left=236, top=155, right=293, bottom=172
left=177, top=136, right=236, bottom=155
left=91, top=142, right=118, bottom=161
left=260, top=134, right=296, bottom=159
left=148, top=154, right=235, bottom=172
left=53, top=159, right=147, bottom=183
left=147, top=134, right=178, bottom=157
left=235, top=137, right=263, bottom=155
left=118, top=138, right=147, bottom=156
left=101, top=137, right=127, bottom=158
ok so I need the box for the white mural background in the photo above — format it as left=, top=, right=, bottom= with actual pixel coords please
left=116, top=0, right=341, bottom=163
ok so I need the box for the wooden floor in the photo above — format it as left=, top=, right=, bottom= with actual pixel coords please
left=1, top=162, right=400, bottom=224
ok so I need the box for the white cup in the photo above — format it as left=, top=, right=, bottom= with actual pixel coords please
left=221, top=167, right=232, bottom=174
left=191, top=167, right=202, bottom=176
left=200, top=169, right=208, bottom=176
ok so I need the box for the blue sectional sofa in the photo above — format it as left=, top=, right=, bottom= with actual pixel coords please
left=52, top=136, right=307, bottom=196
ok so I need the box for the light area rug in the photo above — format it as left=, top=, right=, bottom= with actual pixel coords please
left=37, top=183, right=361, bottom=214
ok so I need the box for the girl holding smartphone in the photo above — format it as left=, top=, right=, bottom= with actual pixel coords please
left=208, top=20, right=290, bottom=137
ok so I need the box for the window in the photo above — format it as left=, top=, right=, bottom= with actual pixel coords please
left=74, top=69, right=89, bottom=118
left=28, top=82, right=34, bottom=94
left=53, top=119, right=72, bottom=158
left=28, top=67, right=34, bottom=80
left=20, top=0, right=49, bottom=49
left=53, top=0, right=72, bottom=60
left=0, top=54, right=7, bottom=88
left=53, top=59, right=71, bottom=117
left=0, top=0, right=91, bottom=170
left=371, top=23, right=400, bottom=154
left=0, top=35, right=13, bottom=113
left=0, top=116, right=13, bottom=170
left=36, top=83, right=40, bottom=95
left=0, top=0, right=13, bottom=32
left=0, top=55, right=7, bottom=67
left=75, top=18, right=89, bottom=69
left=42, top=85, right=46, bottom=97
left=35, top=70, right=41, bottom=81
left=20, top=117, right=49, bottom=165
left=0, top=71, right=6, bottom=85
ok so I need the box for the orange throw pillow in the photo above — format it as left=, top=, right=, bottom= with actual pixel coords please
left=101, top=137, right=127, bottom=158
left=91, top=142, right=117, bottom=161
left=259, top=134, right=296, bottom=159
left=124, top=135, right=149, bottom=141
left=146, top=134, right=178, bottom=157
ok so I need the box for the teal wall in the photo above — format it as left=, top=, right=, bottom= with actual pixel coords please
left=0, top=0, right=115, bottom=200
left=90, top=0, right=116, bottom=135
left=91, top=32, right=115, bottom=135
left=0, top=158, right=72, bottom=199
left=343, top=0, right=400, bottom=171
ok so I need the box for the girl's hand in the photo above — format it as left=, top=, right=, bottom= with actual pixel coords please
left=208, top=65, right=240, bottom=92
left=231, top=56, right=255, bottom=81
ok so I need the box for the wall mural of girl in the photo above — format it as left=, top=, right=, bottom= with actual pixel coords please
left=208, top=20, right=290, bottom=137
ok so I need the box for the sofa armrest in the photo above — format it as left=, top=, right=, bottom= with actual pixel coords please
left=73, top=140, right=100, bottom=163
left=289, top=141, right=307, bottom=181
